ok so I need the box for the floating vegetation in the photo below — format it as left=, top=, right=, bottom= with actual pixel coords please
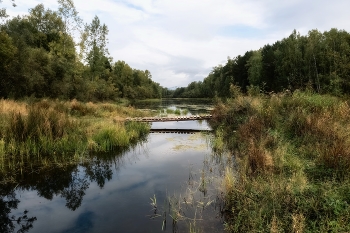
left=168, top=134, right=208, bottom=151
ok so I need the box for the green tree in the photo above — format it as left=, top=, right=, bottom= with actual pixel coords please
left=0, top=0, right=16, bottom=20
left=305, top=29, right=324, bottom=92
left=112, top=60, right=133, bottom=97
left=274, top=30, right=304, bottom=90
left=28, top=4, right=63, bottom=51
left=247, top=50, right=262, bottom=86
left=0, top=31, right=16, bottom=97
left=261, top=43, right=278, bottom=92
left=82, top=15, right=110, bottom=80
left=57, top=0, right=82, bottom=53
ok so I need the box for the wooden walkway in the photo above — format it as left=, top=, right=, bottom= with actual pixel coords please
left=126, top=114, right=212, bottom=122
left=150, top=128, right=212, bottom=134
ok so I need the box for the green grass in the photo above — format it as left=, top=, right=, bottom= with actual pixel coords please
left=166, top=108, right=175, bottom=114
left=210, top=90, right=350, bottom=232
left=0, top=99, right=152, bottom=182
left=182, top=109, right=189, bottom=115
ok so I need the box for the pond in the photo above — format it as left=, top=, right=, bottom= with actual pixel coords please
left=2, top=99, right=225, bottom=233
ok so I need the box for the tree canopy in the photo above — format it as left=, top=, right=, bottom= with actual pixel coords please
left=0, top=0, right=163, bottom=101
left=172, top=28, right=350, bottom=98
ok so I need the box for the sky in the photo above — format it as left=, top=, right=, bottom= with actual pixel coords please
left=2, top=0, right=350, bottom=88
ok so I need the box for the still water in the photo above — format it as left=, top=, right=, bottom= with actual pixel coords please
left=4, top=99, right=224, bottom=233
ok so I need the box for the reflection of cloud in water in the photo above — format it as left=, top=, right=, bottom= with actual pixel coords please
left=116, top=179, right=149, bottom=193
left=62, top=211, right=94, bottom=233
left=8, top=124, right=218, bottom=233
left=152, top=120, right=211, bottom=130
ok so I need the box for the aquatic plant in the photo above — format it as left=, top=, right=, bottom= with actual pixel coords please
left=146, top=151, right=225, bottom=232
left=150, top=194, right=157, bottom=214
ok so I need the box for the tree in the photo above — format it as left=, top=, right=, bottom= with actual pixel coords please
left=0, top=31, right=16, bottom=97
left=81, top=16, right=110, bottom=80
left=306, top=29, right=324, bottom=92
left=247, top=50, right=262, bottom=86
left=274, top=30, right=304, bottom=90
left=261, top=43, right=278, bottom=92
left=28, top=4, right=63, bottom=51
left=112, top=60, right=133, bottom=97
left=57, top=0, right=82, bottom=53
left=0, top=0, right=16, bottom=20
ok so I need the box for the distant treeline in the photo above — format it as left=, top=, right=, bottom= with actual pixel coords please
left=0, top=0, right=163, bottom=101
left=171, top=29, right=350, bottom=98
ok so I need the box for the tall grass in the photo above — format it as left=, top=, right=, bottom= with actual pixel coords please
left=0, top=99, right=152, bottom=181
left=210, top=90, right=350, bottom=232
left=90, top=122, right=149, bottom=151
left=4, top=104, right=86, bottom=156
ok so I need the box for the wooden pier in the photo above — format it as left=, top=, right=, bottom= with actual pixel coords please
left=126, top=114, right=212, bottom=122
left=150, top=128, right=212, bottom=134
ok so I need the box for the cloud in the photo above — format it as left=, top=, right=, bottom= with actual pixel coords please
left=2, top=0, right=350, bottom=87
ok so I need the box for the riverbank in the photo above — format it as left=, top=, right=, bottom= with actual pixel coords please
left=0, top=98, right=153, bottom=184
left=210, top=90, right=350, bottom=232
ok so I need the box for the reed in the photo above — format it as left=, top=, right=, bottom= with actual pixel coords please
left=211, top=91, right=350, bottom=232
left=4, top=104, right=86, bottom=156
left=91, top=121, right=149, bottom=151
left=0, top=99, right=153, bottom=182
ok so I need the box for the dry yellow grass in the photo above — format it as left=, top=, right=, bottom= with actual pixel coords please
left=0, top=99, right=28, bottom=115
left=0, top=98, right=153, bottom=181
left=211, top=92, right=350, bottom=232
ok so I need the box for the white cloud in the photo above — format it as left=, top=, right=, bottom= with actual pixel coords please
left=2, top=0, right=350, bottom=87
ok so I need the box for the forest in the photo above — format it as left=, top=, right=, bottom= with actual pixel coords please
left=3, top=2, right=350, bottom=101
left=0, top=0, right=163, bottom=101
left=172, top=28, right=350, bottom=98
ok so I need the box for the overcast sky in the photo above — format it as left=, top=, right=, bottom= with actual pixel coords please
left=3, top=0, right=350, bottom=88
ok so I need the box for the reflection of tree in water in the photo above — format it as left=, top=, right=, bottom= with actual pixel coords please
left=85, top=159, right=113, bottom=188
left=0, top=185, right=37, bottom=233
left=84, top=148, right=142, bottom=188
left=60, top=170, right=90, bottom=211
left=18, top=161, right=114, bottom=212
left=1, top=145, right=145, bottom=232
left=21, top=165, right=78, bottom=200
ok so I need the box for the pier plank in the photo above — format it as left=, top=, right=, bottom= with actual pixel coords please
left=126, top=115, right=212, bottom=122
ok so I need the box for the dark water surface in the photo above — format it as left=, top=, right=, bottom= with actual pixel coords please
left=4, top=99, right=224, bottom=233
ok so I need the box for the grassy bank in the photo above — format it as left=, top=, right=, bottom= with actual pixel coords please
left=210, top=91, right=350, bottom=232
left=0, top=99, right=152, bottom=183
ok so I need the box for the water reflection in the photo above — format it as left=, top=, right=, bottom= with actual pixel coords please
left=2, top=131, right=224, bottom=233
left=132, top=98, right=213, bottom=115
left=0, top=146, right=136, bottom=232
left=1, top=100, right=222, bottom=233
left=0, top=184, right=37, bottom=233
